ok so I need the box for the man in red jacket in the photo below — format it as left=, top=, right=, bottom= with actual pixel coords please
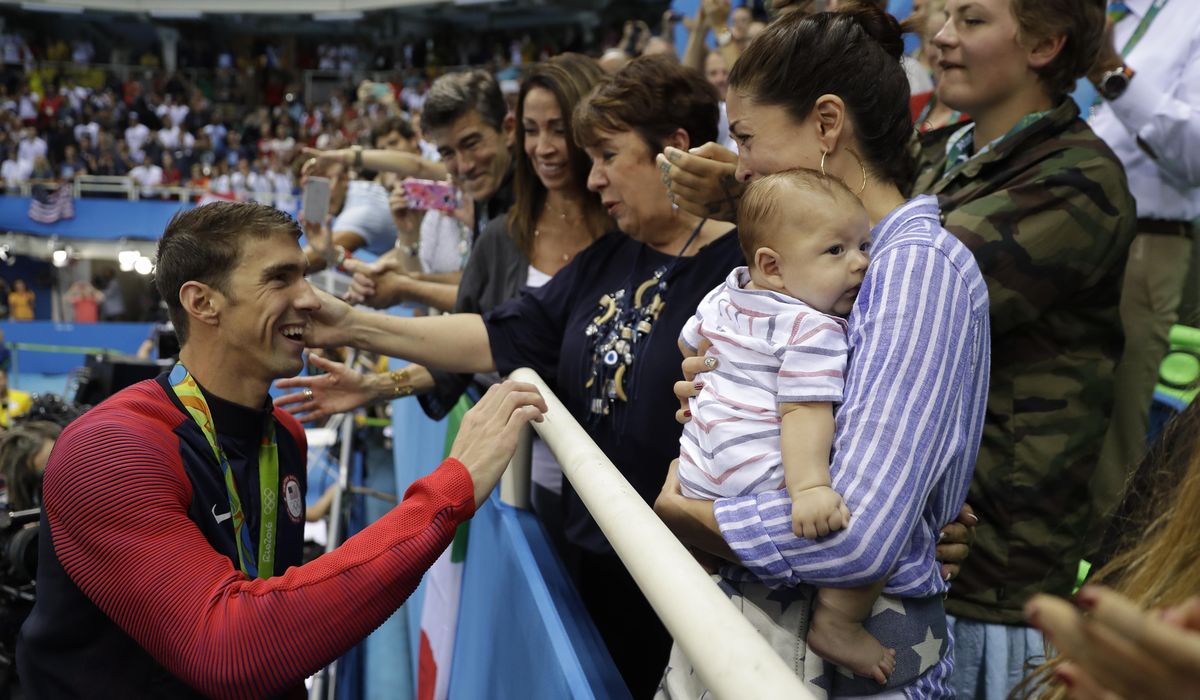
left=17, top=201, right=545, bottom=699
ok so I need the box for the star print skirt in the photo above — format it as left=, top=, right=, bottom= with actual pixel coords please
left=655, top=577, right=953, bottom=698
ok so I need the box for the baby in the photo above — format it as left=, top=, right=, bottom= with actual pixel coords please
left=677, top=169, right=895, bottom=684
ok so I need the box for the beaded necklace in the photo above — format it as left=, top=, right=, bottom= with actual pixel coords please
left=583, top=218, right=706, bottom=422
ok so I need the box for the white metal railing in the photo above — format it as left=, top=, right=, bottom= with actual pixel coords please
left=503, top=368, right=814, bottom=700
left=5, top=176, right=296, bottom=208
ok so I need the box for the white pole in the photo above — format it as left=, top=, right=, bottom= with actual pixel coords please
left=509, top=368, right=814, bottom=700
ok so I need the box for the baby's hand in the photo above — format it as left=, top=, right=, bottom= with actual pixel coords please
left=790, top=486, right=851, bottom=539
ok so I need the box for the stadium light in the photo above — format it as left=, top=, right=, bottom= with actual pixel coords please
left=134, top=256, right=154, bottom=276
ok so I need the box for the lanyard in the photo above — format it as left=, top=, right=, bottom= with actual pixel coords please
left=169, top=363, right=279, bottom=579
left=942, top=110, right=1049, bottom=177
left=1116, top=0, right=1169, bottom=59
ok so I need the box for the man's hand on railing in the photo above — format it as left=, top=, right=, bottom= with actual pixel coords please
left=275, top=352, right=376, bottom=423
left=449, top=380, right=547, bottom=508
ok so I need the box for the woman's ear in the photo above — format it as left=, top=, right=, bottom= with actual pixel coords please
left=812, top=94, right=848, bottom=155
left=753, top=246, right=785, bottom=288
left=1027, top=33, right=1067, bottom=70
left=663, top=127, right=692, bottom=154
left=178, top=281, right=221, bottom=331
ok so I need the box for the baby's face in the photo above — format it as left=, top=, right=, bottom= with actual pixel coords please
left=762, top=201, right=871, bottom=316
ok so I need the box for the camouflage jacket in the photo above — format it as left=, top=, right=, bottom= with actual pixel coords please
left=909, top=99, right=1137, bottom=624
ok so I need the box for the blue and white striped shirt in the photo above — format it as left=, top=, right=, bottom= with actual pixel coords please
left=715, top=195, right=990, bottom=600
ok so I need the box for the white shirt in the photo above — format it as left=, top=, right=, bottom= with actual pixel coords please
left=17, top=136, right=46, bottom=166
left=129, top=164, right=163, bottom=196
left=125, top=124, right=151, bottom=160
left=1, top=158, right=31, bottom=187
left=1089, top=0, right=1200, bottom=221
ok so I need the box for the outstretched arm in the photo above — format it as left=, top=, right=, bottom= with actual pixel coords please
left=304, top=289, right=495, bottom=374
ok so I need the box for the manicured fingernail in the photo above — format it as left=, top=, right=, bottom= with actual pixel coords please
left=966, top=513, right=979, bottom=524
left=1053, top=670, right=1073, bottom=689
left=694, top=381, right=704, bottom=391
left=1075, top=586, right=1098, bottom=611
left=937, top=531, right=945, bottom=543
left=683, top=410, right=692, bottom=418
left=703, top=357, right=717, bottom=369
left=942, top=567, right=951, bottom=581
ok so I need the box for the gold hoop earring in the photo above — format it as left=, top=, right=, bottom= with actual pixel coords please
left=820, top=150, right=829, bottom=178
left=847, top=148, right=868, bottom=197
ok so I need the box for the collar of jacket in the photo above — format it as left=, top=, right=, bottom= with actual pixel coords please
left=917, top=98, right=1081, bottom=195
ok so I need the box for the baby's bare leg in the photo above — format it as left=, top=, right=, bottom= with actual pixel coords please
left=807, top=582, right=896, bottom=685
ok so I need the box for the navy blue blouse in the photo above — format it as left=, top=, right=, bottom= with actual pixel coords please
left=486, top=228, right=742, bottom=552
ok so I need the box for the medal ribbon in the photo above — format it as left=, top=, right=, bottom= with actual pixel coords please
left=169, top=363, right=279, bottom=579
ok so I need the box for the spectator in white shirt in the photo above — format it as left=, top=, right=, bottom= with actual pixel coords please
left=156, top=116, right=193, bottom=153
left=16, top=128, right=46, bottom=169
left=1, top=155, right=32, bottom=190
left=74, top=115, right=100, bottom=145
left=128, top=155, right=163, bottom=198
left=124, top=113, right=151, bottom=162
left=1096, top=0, right=1200, bottom=518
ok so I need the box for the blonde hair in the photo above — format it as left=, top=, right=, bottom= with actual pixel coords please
left=737, top=169, right=864, bottom=266
left=1019, top=411, right=1200, bottom=698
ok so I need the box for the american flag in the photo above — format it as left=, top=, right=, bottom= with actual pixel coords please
left=28, top=183, right=76, bottom=224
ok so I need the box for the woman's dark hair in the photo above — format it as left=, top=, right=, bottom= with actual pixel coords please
left=0, top=420, right=61, bottom=510
left=574, top=55, right=719, bottom=161
left=728, top=7, right=915, bottom=187
left=508, top=54, right=611, bottom=258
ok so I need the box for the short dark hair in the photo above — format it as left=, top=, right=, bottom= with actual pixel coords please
left=421, top=70, right=508, bottom=134
left=371, top=116, right=415, bottom=146
left=154, top=202, right=301, bottom=345
left=728, top=7, right=915, bottom=187
left=738, top=169, right=864, bottom=265
left=1011, top=0, right=1106, bottom=98
left=574, top=55, right=719, bottom=160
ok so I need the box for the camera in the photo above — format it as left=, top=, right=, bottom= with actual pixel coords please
left=0, top=508, right=39, bottom=680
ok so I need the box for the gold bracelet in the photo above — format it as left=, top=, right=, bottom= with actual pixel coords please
left=388, top=367, right=415, bottom=398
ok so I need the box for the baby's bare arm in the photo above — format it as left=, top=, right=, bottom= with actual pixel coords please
left=781, top=402, right=850, bottom=539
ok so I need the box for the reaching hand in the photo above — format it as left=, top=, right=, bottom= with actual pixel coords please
left=344, top=258, right=411, bottom=308
left=656, top=143, right=743, bottom=223
left=448, top=381, right=548, bottom=507
left=274, top=353, right=376, bottom=423
left=1025, top=587, right=1200, bottom=700
left=303, top=287, right=356, bottom=349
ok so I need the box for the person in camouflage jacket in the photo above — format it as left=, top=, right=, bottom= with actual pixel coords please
left=911, top=96, right=1135, bottom=625
left=909, top=1, right=1136, bottom=696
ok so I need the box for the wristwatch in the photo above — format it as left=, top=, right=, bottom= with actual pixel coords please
left=1096, top=64, right=1135, bottom=101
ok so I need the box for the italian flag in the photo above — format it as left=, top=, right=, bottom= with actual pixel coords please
left=417, top=396, right=473, bottom=700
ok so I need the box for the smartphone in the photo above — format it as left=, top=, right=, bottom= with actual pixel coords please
left=401, top=178, right=460, bottom=214
left=302, top=176, right=332, bottom=224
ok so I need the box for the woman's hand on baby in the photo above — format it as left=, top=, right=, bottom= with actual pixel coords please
left=675, top=340, right=715, bottom=423
left=937, top=503, right=978, bottom=581
left=790, top=486, right=851, bottom=540
left=656, top=143, right=743, bottom=223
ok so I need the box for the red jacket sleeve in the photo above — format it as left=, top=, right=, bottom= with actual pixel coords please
left=43, top=416, right=475, bottom=700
